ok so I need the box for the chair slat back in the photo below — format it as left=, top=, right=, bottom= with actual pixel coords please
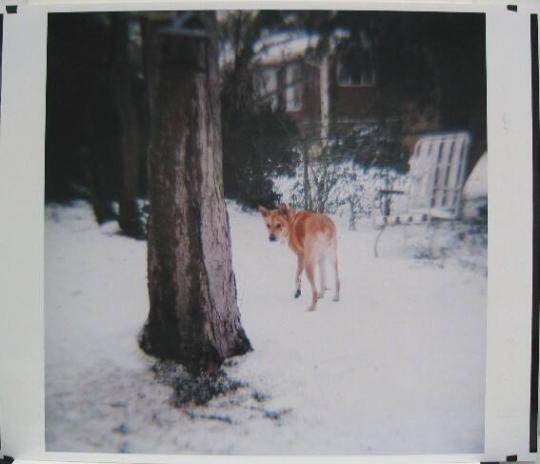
left=407, top=132, right=470, bottom=219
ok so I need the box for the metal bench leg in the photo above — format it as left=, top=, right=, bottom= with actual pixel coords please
left=374, top=224, right=387, bottom=258
left=426, top=218, right=442, bottom=258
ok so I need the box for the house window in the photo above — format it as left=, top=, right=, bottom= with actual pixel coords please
left=337, top=49, right=376, bottom=87
left=255, top=67, right=278, bottom=110
left=285, top=62, right=303, bottom=112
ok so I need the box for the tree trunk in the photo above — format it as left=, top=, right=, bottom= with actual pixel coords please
left=302, top=144, right=312, bottom=211
left=140, top=17, right=158, bottom=178
left=85, top=82, right=118, bottom=225
left=111, top=14, right=144, bottom=239
left=140, top=12, right=252, bottom=376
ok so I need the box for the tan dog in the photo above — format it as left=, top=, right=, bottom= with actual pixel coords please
left=258, top=203, right=340, bottom=311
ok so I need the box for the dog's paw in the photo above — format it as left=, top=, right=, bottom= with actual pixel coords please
left=307, top=306, right=316, bottom=312
left=317, top=291, right=325, bottom=299
left=332, top=295, right=340, bottom=302
left=294, top=289, right=301, bottom=298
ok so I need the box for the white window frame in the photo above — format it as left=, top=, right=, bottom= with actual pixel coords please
left=255, top=66, right=278, bottom=110
left=337, top=55, right=376, bottom=87
left=285, top=62, right=303, bottom=112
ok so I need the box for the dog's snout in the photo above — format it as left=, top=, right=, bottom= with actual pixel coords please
left=269, top=235, right=277, bottom=242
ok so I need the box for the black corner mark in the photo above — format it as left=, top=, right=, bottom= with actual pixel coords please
left=0, top=456, right=14, bottom=464
left=507, top=4, right=518, bottom=12
left=5, top=5, right=17, bottom=14
left=530, top=14, right=539, bottom=454
left=505, top=455, right=518, bottom=462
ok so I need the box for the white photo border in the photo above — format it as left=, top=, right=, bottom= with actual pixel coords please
left=0, top=1, right=537, bottom=462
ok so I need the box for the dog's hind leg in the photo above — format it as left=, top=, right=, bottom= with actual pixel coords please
left=317, top=256, right=326, bottom=299
left=305, top=262, right=318, bottom=311
left=294, top=254, right=304, bottom=298
left=329, top=244, right=340, bottom=302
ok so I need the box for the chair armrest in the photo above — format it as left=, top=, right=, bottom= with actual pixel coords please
left=375, top=189, right=406, bottom=217
left=378, top=189, right=405, bottom=196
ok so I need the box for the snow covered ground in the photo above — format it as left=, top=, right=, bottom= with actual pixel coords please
left=45, top=201, right=486, bottom=455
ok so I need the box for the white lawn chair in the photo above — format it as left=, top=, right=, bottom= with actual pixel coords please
left=373, top=131, right=471, bottom=257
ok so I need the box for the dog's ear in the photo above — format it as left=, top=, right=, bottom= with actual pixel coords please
left=258, top=205, right=269, bottom=217
left=279, top=203, right=293, bottom=220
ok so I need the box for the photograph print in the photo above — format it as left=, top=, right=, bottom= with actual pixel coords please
left=44, top=10, right=487, bottom=455
left=0, top=14, right=3, bottom=117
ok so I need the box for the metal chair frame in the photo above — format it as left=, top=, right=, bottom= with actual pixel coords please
left=373, top=131, right=471, bottom=257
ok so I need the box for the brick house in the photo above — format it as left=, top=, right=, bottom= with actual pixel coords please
left=251, top=31, right=440, bottom=149
left=248, top=31, right=487, bottom=220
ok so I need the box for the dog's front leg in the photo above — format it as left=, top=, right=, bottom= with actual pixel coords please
left=294, top=254, right=304, bottom=298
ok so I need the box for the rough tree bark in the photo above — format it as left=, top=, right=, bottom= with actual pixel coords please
left=84, top=81, right=118, bottom=225
left=301, top=143, right=313, bottom=211
left=111, top=14, right=145, bottom=238
left=140, top=12, right=252, bottom=375
left=140, top=17, right=158, bottom=155
left=88, top=100, right=118, bottom=225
